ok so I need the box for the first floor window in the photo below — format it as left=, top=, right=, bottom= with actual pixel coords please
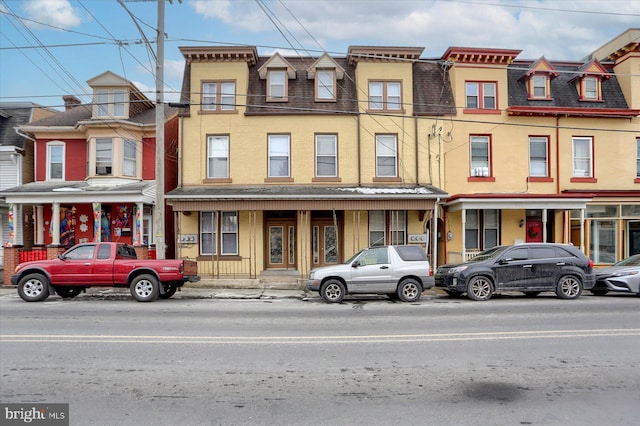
left=315, top=134, right=337, bottom=177
left=465, top=209, right=499, bottom=250
left=268, top=135, right=290, bottom=177
left=636, top=138, right=640, bottom=177
left=200, top=211, right=238, bottom=256
left=376, top=134, right=397, bottom=177
left=529, top=136, right=548, bottom=177
left=572, top=137, right=592, bottom=177
left=369, top=210, right=406, bottom=246
left=47, top=143, right=64, bottom=180
left=207, top=135, right=229, bottom=178
left=590, top=220, right=617, bottom=263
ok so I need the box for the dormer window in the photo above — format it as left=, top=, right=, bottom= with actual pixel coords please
left=307, top=54, right=345, bottom=102
left=574, top=59, right=610, bottom=102
left=316, top=70, right=335, bottom=100
left=532, top=75, right=547, bottom=98
left=521, top=57, right=557, bottom=101
left=258, top=53, right=296, bottom=103
left=583, top=77, right=598, bottom=100
left=95, top=89, right=126, bottom=118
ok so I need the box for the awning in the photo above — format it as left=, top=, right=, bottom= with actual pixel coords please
left=0, top=181, right=157, bottom=205
left=166, top=185, right=448, bottom=211
left=444, top=193, right=594, bottom=212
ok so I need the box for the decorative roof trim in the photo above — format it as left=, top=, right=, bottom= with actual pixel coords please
left=307, top=53, right=345, bottom=79
left=507, top=106, right=640, bottom=118
left=179, top=46, right=258, bottom=65
left=442, top=47, right=521, bottom=65
left=347, top=46, right=424, bottom=65
left=571, top=59, right=611, bottom=81
left=520, top=56, right=559, bottom=80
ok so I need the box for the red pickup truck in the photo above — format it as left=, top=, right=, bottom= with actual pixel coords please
left=10, top=242, right=200, bottom=302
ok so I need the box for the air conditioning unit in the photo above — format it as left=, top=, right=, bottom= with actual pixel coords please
left=470, top=167, right=490, bottom=177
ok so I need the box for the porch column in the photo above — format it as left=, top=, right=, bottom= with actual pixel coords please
left=542, top=208, right=548, bottom=242
left=135, top=202, right=144, bottom=245
left=461, top=208, right=466, bottom=259
left=580, top=209, right=585, bottom=253
left=93, top=203, right=101, bottom=242
left=36, top=205, right=44, bottom=245
left=51, top=203, right=61, bottom=245
left=432, top=200, right=440, bottom=270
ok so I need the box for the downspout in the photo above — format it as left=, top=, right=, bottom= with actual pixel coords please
left=15, top=128, right=35, bottom=143
left=357, top=114, right=361, bottom=186
left=415, top=118, right=419, bottom=184
left=555, top=116, right=560, bottom=194
left=432, top=197, right=440, bottom=271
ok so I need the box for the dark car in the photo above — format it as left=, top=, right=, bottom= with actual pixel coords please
left=591, top=254, right=640, bottom=296
left=435, top=243, right=595, bottom=301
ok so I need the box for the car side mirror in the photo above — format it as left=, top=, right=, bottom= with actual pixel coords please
left=498, top=258, right=509, bottom=265
left=351, top=261, right=360, bottom=268
left=58, top=254, right=67, bottom=261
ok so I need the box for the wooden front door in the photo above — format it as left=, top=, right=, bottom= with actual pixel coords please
left=311, top=219, right=340, bottom=268
left=266, top=220, right=296, bottom=269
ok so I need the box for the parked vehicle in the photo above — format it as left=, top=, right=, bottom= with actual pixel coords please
left=591, top=254, right=640, bottom=296
left=434, top=243, right=594, bottom=301
left=306, top=245, right=434, bottom=303
left=11, top=242, right=200, bottom=302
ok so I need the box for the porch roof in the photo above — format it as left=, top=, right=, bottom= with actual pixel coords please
left=0, top=180, right=156, bottom=205
left=166, top=185, right=447, bottom=211
left=444, top=193, right=594, bottom=212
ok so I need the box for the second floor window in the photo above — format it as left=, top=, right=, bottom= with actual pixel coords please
left=47, top=143, right=64, bottom=180
left=376, top=135, right=397, bottom=177
left=315, top=134, right=337, bottom=177
left=207, top=135, right=229, bottom=178
left=369, top=81, right=401, bottom=111
left=466, top=82, right=496, bottom=110
left=202, top=81, right=236, bottom=111
left=123, top=140, right=137, bottom=177
left=636, top=138, right=640, bottom=178
left=470, top=135, right=491, bottom=176
left=529, top=136, right=548, bottom=177
left=572, top=137, right=593, bottom=177
left=268, top=135, right=290, bottom=177
left=95, top=138, right=113, bottom=176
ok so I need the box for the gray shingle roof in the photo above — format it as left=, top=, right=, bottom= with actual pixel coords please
left=0, top=103, right=36, bottom=148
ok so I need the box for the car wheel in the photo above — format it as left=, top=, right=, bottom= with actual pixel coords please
left=467, top=276, right=493, bottom=301
left=55, top=286, right=83, bottom=299
left=590, top=289, right=609, bottom=296
left=159, top=284, right=178, bottom=299
left=320, top=279, right=345, bottom=303
left=524, top=291, right=541, bottom=297
left=17, top=273, right=50, bottom=302
left=556, top=275, right=583, bottom=299
left=130, top=274, right=160, bottom=302
left=445, top=290, right=463, bottom=298
left=397, top=278, right=422, bottom=302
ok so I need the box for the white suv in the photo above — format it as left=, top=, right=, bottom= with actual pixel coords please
left=306, top=245, right=434, bottom=303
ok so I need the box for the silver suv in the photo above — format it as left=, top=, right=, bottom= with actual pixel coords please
left=306, top=245, right=434, bottom=303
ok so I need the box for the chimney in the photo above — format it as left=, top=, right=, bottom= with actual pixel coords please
left=63, top=95, right=81, bottom=110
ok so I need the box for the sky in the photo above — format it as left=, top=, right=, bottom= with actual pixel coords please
left=0, top=0, right=638, bottom=109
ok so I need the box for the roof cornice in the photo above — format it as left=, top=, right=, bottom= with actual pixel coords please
left=507, top=106, right=640, bottom=118
left=347, top=46, right=424, bottom=65
left=179, top=46, right=258, bottom=65
left=442, top=47, right=521, bottom=65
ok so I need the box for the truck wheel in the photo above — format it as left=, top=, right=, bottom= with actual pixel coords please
left=320, top=279, right=345, bottom=303
left=397, top=278, right=422, bottom=302
left=55, top=286, right=83, bottom=299
left=130, top=274, right=160, bottom=302
left=18, top=273, right=50, bottom=302
left=159, top=284, right=178, bottom=299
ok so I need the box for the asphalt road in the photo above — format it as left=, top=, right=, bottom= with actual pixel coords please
left=1, top=292, right=639, bottom=426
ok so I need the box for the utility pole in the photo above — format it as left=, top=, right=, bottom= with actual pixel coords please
left=154, top=0, right=166, bottom=259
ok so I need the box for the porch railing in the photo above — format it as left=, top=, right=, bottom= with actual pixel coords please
left=447, top=250, right=482, bottom=263
left=195, top=257, right=256, bottom=279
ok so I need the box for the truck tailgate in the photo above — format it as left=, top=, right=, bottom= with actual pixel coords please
left=183, top=260, right=198, bottom=276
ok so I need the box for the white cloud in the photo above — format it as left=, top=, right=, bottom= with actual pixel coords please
left=22, top=0, right=82, bottom=28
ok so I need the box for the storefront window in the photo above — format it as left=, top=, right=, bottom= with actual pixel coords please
left=586, top=205, right=619, bottom=218
left=621, top=205, right=640, bottom=217
left=590, top=220, right=617, bottom=263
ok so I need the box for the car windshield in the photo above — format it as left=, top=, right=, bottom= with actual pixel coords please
left=613, top=254, right=640, bottom=267
left=466, top=246, right=505, bottom=262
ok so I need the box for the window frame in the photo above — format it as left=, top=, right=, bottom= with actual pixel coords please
left=636, top=138, right=640, bottom=181
left=94, top=89, right=127, bottom=118
left=582, top=77, right=599, bottom=101
left=95, top=138, right=113, bottom=176
left=469, top=135, right=493, bottom=180
left=375, top=134, right=398, bottom=178
left=465, top=209, right=500, bottom=250
left=572, top=136, right=594, bottom=179
left=207, top=135, right=230, bottom=179
left=316, top=69, right=336, bottom=101
left=122, top=139, right=137, bottom=177
left=368, top=210, right=407, bottom=246
left=267, top=70, right=287, bottom=101
left=465, top=81, right=498, bottom=112
left=199, top=211, right=239, bottom=256
left=46, top=142, right=65, bottom=181
left=531, top=75, right=548, bottom=99
left=368, top=81, right=403, bottom=112
left=268, top=134, right=291, bottom=178
left=314, top=134, right=338, bottom=178
left=528, top=136, right=550, bottom=179
left=201, top=80, right=236, bottom=112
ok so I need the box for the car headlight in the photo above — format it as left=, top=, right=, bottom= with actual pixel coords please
left=612, top=271, right=639, bottom=277
left=450, top=265, right=468, bottom=273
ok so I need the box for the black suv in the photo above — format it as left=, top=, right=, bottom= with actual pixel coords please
left=435, top=243, right=595, bottom=301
